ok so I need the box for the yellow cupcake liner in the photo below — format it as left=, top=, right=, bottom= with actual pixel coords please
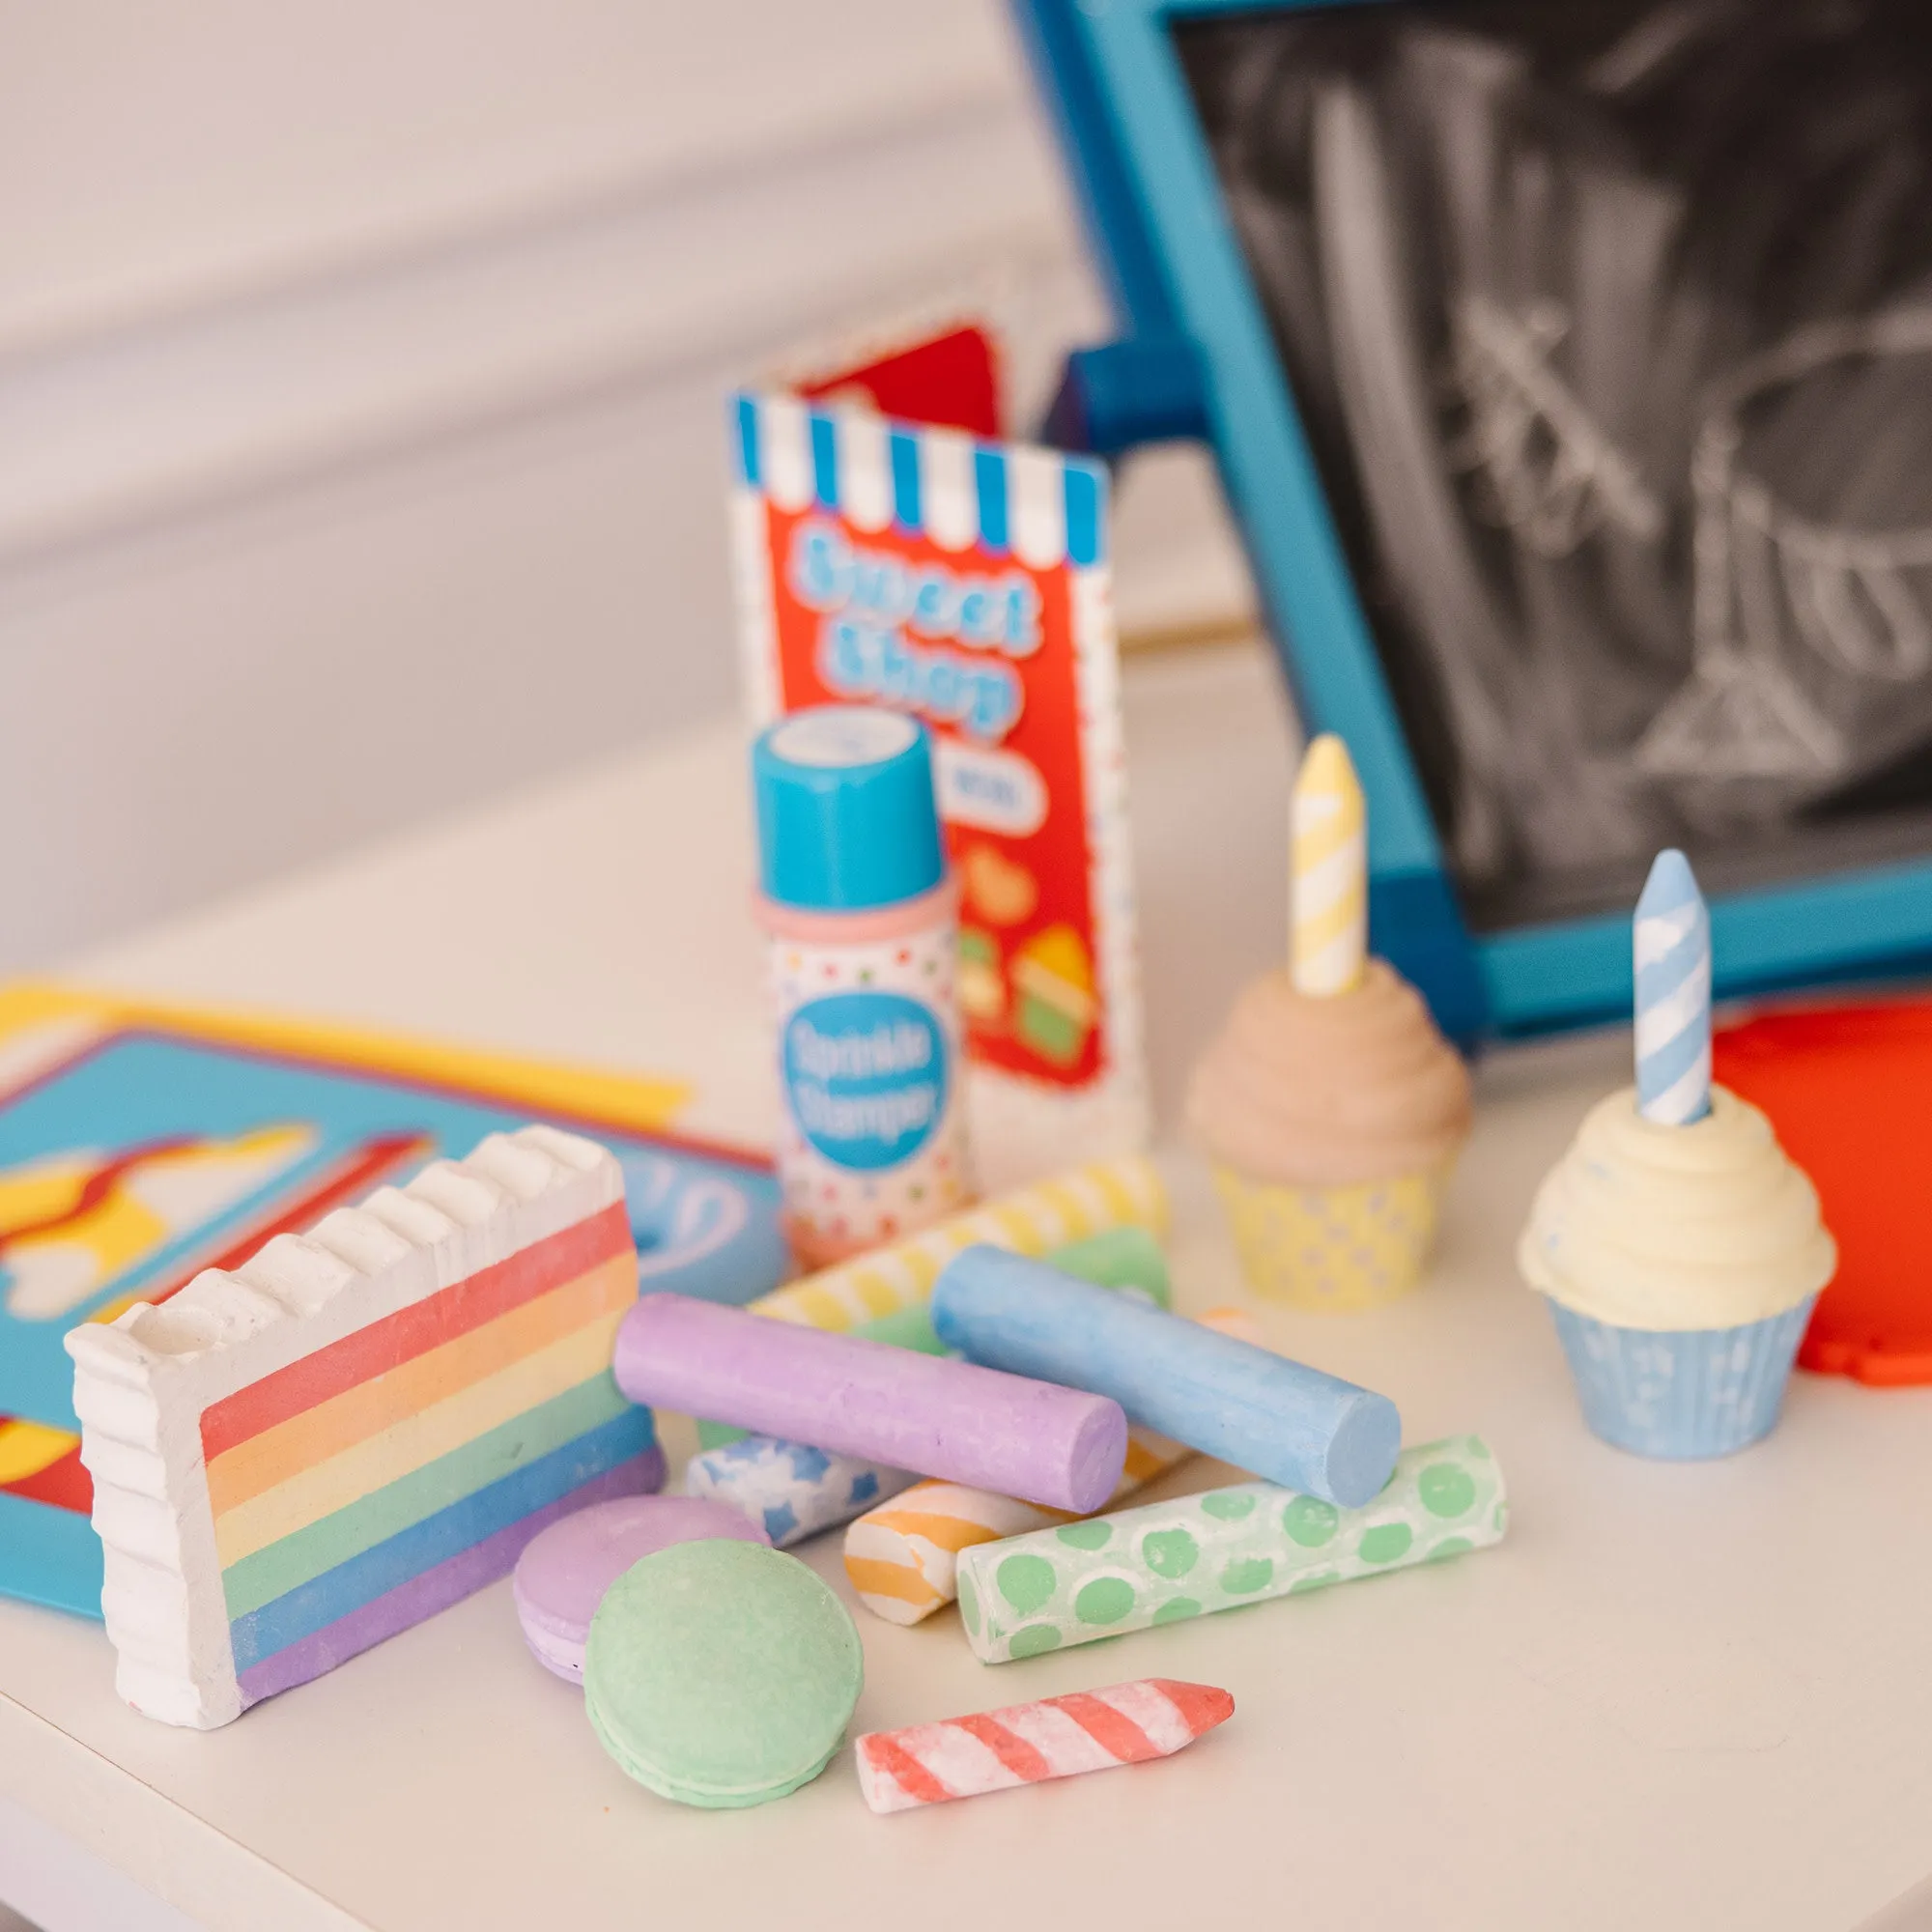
left=1210, top=1163, right=1447, bottom=1310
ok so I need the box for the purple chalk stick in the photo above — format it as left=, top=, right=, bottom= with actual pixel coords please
left=513, top=1495, right=769, bottom=1683
left=614, top=1293, right=1128, bottom=1513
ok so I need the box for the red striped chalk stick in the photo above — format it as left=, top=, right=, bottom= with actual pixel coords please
left=855, top=1678, right=1233, bottom=1813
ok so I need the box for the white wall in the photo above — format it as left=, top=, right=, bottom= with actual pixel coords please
left=0, top=3, right=1039, bottom=353
left=0, top=2, right=1254, bottom=972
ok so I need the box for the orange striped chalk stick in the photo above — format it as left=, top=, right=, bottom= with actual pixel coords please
left=751, top=1156, right=1165, bottom=1333
left=843, top=1426, right=1178, bottom=1626
left=842, top=1306, right=1251, bottom=1625
left=856, top=1679, right=1233, bottom=1813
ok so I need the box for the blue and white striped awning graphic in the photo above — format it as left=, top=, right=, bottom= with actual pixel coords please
left=733, top=391, right=1106, bottom=570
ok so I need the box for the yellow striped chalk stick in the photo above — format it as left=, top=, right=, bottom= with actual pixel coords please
left=1291, top=734, right=1367, bottom=998
left=749, top=1156, right=1166, bottom=1334
left=842, top=1306, right=1247, bottom=1625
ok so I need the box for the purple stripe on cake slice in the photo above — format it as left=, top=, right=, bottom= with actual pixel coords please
left=235, top=1446, right=665, bottom=1707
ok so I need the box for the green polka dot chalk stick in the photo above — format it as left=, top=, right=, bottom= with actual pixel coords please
left=953, top=1435, right=1504, bottom=1663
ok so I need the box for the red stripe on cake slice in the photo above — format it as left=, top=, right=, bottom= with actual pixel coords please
left=201, top=1201, right=631, bottom=1460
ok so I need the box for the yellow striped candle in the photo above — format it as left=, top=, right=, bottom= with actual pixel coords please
left=748, top=1156, right=1166, bottom=1334
left=1290, top=734, right=1367, bottom=998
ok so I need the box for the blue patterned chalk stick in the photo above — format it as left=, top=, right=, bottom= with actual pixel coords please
left=684, top=1435, right=916, bottom=1548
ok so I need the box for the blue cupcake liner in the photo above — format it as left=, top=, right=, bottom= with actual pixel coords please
left=1548, top=1297, right=1817, bottom=1460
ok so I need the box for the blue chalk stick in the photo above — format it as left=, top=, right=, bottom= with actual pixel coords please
left=929, top=1245, right=1401, bottom=1508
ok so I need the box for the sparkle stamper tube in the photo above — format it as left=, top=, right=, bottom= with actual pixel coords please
left=753, top=707, right=973, bottom=1266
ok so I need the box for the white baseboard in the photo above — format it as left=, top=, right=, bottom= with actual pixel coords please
left=0, top=91, right=1078, bottom=571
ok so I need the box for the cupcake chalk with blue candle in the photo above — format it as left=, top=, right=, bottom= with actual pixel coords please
left=1519, top=850, right=1835, bottom=1459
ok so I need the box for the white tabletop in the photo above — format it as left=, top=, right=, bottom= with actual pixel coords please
left=3, top=642, right=1929, bottom=1932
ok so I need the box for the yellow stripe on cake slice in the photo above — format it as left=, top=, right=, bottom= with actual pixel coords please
left=213, top=1305, right=628, bottom=1569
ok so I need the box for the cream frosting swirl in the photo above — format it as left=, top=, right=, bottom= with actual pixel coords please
left=1186, top=959, right=1472, bottom=1186
left=1518, top=1085, right=1834, bottom=1330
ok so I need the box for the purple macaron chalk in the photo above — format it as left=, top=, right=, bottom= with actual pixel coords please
left=613, top=1293, right=1130, bottom=1515
left=512, top=1496, right=769, bottom=1683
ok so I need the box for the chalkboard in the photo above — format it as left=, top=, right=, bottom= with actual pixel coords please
left=1176, top=1, right=1932, bottom=931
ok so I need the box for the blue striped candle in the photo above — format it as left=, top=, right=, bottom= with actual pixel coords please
left=1634, top=849, right=1712, bottom=1124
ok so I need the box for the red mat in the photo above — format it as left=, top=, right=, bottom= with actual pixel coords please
left=1715, top=999, right=1932, bottom=1384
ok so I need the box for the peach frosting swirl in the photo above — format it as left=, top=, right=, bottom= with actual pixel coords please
left=1186, top=960, right=1473, bottom=1187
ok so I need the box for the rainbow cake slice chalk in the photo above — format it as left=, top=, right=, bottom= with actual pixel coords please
left=66, top=1125, right=658, bottom=1729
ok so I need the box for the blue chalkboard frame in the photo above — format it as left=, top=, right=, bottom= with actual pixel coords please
left=1013, top=0, right=1932, bottom=1041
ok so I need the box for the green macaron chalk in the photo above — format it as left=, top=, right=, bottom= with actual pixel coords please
left=583, top=1539, right=864, bottom=1808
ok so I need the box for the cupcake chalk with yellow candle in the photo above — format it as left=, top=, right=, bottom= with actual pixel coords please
left=1187, top=735, right=1471, bottom=1308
